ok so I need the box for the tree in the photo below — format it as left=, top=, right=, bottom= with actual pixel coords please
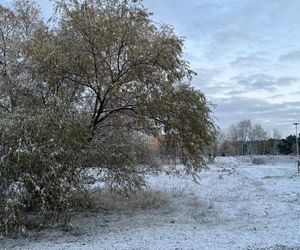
left=228, top=119, right=252, bottom=155
left=228, top=120, right=270, bottom=155
left=0, top=0, right=216, bottom=235
left=0, top=0, right=43, bottom=114
left=271, top=128, right=281, bottom=155
left=249, top=124, right=267, bottom=155
left=206, top=129, right=226, bottom=162
left=278, top=134, right=299, bottom=155
left=30, top=0, right=215, bottom=170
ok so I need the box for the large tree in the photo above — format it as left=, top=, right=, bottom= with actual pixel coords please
left=31, top=0, right=216, bottom=170
left=0, top=0, right=215, bottom=235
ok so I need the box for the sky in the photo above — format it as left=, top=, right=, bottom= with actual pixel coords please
left=1, top=0, right=300, bottom=137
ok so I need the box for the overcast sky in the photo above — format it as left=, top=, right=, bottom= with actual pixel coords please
left=2, top=0, right=300, bottom=137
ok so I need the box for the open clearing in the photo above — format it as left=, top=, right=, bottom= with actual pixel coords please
left=2, top=156, right=300, bottom=250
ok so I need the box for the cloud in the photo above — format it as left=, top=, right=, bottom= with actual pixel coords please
left=200, top=84, right=230, bottom=96
left=213, top=96, right=300, bottom=136
left=191, top=68, right=222, bottom=86
left=176, top=0, right=300, bottom=62
left=230, top=55, right=268, bottom=68
left=199, top=73, right=298, bottom=100
left=279, top=49, right=300, bottom=62
left=231, top=74, right=297, bottom=91
left=269, top=93, right=283, bottom=99
left=226, top=89, right=249, bottom=96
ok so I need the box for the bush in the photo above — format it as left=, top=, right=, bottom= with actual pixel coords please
left=0, top=107, right=161, bottom=236
left=251, top=157, right=267, bottom=165
left=0, top=108, right=88, bottom=235
left=0, top=199, right=26, bottom=237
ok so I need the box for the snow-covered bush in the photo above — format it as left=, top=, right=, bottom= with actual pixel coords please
left=0, top=108, right=88, bottom=235
left=0, top=198, right=26, bottom=237
left=0, top=107, right=160, bottom=235
left=251, top=157, right=267, bottom=165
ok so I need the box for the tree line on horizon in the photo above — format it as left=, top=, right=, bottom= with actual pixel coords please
left=208, top=119, right=300, bottom=159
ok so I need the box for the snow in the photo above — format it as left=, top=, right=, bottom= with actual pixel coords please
left=2, top=156, right=300, bottom=250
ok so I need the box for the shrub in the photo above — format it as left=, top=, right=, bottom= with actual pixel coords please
left=0, top=199, right=26, bottom=237
left=251, top=157, right=267, bottom=165
left=0, top=108, right=88, bottom=235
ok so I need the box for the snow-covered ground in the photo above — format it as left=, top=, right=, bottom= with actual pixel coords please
left=2, top=156, right=300, bottom=250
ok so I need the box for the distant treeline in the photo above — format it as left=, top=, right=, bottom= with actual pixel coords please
left=219, top=135, right=299, bottom=156
left=207, top=120, right=299, bottom=158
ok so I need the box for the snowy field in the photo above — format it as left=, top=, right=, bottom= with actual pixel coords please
left=2, top=156, right=300, bottom=250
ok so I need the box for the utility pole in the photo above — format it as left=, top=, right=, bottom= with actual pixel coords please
left=293, top=123, right=299, bottom=173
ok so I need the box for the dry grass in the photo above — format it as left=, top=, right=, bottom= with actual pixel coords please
left=262, top=175, right=284, bottom=180
left=89, top=189, right=169, bottom=212
left=21, top=188, right=169, bottom=231
left=262, top=175, right=273, bottom=179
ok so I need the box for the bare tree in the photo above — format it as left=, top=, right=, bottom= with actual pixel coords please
left=272, top=128, right=281, bottom=155
left=249, top=124, right=267, bottom=155
left=229, top=120, right=252, bottom=155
